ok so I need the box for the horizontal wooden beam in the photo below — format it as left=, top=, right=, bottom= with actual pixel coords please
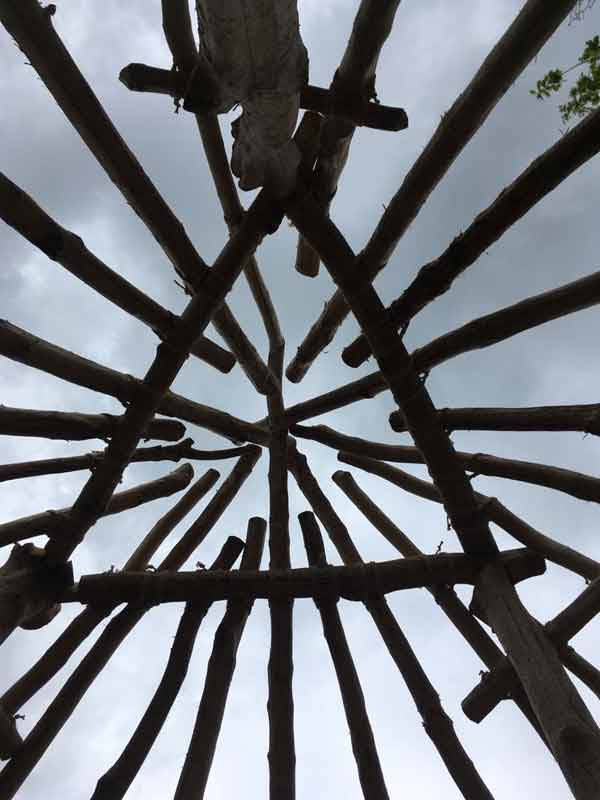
left=390, top=403, right=600, bottom=436
left=0, top=439, right=256, bottom=483
left=72, top=549, right=545, bottom=605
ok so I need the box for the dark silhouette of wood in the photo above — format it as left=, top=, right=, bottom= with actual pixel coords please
left=285, top=268, right=600, bottom=425
left=173, top=518, right=266, bottom=800
left=0, top=405, right=185, bottom=442
left=294, top=422, right=600, bottom=503
left=345, top=112, right=600, bottom=367
left=285, top=0, right=580, bottom=382
left=91, top=518, right=265, bottom=800
left=71, top=549, right=543, bottom=605
left=389, top=403, right=600, bottom=436
left=0, top=439, right=254, bottom=483
left=0, top=172, right=235, bottom=375
left=0, top=0, right=276, bottom=396
left=294, top=0, right=404, bottom=279
left=463, top=576, right=600, bottom=722
left=299, top=511, right=391, bottom=799
left=0, top=470, right=220, bottom=722
left=0, top=538, right=244, bottom=800
left=331, top=470, right=547, bottom=744
left=0, top=463, right=194, bottom=547
left=0, top=320, right=268, bottom=446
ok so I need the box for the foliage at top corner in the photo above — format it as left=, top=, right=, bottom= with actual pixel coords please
left=530, top=24, right=600, bottom=125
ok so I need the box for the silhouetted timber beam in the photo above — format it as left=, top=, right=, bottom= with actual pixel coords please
left=0, top=537, right=243, bottom=800
left=0, top=172, right=234, bottom=375
left=285, top=0, right=581, bottom=380
left=300, top=511, right=391, bottom=799
left=0, top=439, right=255, bottom=483
left=285, top=268, right=600, bottom=426
left=91, top=518, right=265, bottom=800
left=0, top=463, right=194, bottom=547
left=0, top=321, right=268, bottom=446
left=172, top=518, right=266, bottom=800
left=463, top=576, right=600, bottom=722
left=345, top=110, right=600, bottom=367
left=0, top=0, right=277, bottom=396
left=0, top=467, right=234, bottom=726
left=0, top=405, right=185, bottom=442
left=294, top=0, right=404, bottom=278
left=0, top=544, right=73, bottom=645
left=291, top=458, right=495, bottom=798
left=389, top=403, right=600, bottom=436
left=338, top=452, right=600, bottom=582
left=119, top=64, right=407, bottom=133
left=332, top=470, right=547, bottom=743
left=285, top=195, right=600, bottom=795
left=72, top=549, right=544, bottom=605
left=294, top=423, right=600, bottom=503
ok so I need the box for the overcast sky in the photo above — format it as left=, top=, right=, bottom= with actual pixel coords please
left=1, top=1, right=600, bottom=798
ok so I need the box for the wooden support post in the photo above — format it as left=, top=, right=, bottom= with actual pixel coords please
left=285, top=0, right=579, bottom=381
left=0, top=539, right=243, bottom=800
left=476, top=563, right=600, bottom=799
left=299, top=511, right=390, bottom=800
left=0, top=469, right=219, bottom=726
left=173, top=518, right=266, bottom=800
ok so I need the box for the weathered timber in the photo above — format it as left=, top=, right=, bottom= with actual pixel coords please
left=286, top=268, right=600, bottom=425
left=389, top=403, right=600, bottom=436
left=0, top=172, right=235, bottom=374
left=173, top=518, right=266, bottom=800
left=286, top=0, right=579, bottom=381
left=294, top=0, right=403, bottom=279
left=294, top=422, right=600, bottom=503
left=338, top=452, right=600, bottom=582
left=299, top=512, right=391, bottom=799
left=91, top=519, right=264, bottom=800
left=0, top=439, right=254, bottom=484
left=0, top=0, right=276, bottom=395
left=0, top=320, right=268, bottom=446
left=0, top=405, right=185, bottom=442
left=40, top=189, right=275, bottom=565
left=0, top=544, right=73, bottom=646
left=285, top=194, right=498, bottom=556
left=292, top=457, right=495, bottom=798
left=120, top=63, right=406, bottom=133
left=0, top=463, right=194, bottom=547
left=463, top=576, right=600, bottom=722
left=345, top=111, right=600, bottom=367
left=0, top=470, right=221, bottom=721
left=477, top=563, right=600, bottom=799
left=0, top=538, right=243, bottom=800
left=332, top=470, right=546, bottom=743
left=71, top=550, right=544, bottom=606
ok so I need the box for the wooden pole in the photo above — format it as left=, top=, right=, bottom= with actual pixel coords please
left=0, top=0, right=276, bottom=396
left=0, top=172, right=234, bottom=375
left=389, top=403, right=600, bottom=437
left=0, top=405, right=185, bottom=442
left=285, top=0, right=579, bottom=381
left=294, top=422, right=600, bottom=503
left=0, top=320, right=268, bottom=446
left=345, top=113, right=600, bottom=367
left=0, top=538, right=244, bottom=800
left=299, top=511, right=391, bottom=799
left=173, top=518, right=266, bottom=800
left=0, top=439, right=255, bottom=483
left=0, top=463, right=194, bottom=547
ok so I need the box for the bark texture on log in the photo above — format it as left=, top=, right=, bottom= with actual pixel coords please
left=285, top=0, right=579, bottom=381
